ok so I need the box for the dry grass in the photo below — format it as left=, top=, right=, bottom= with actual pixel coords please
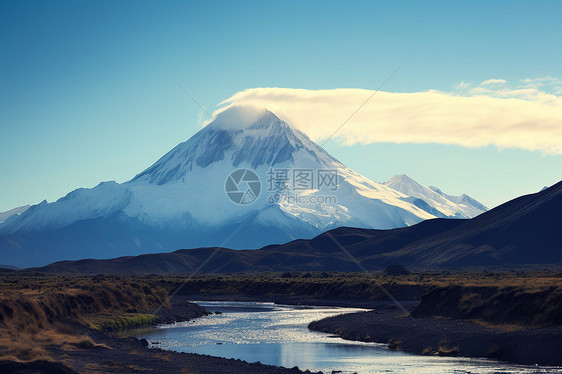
left=412, top=277, right=562, bottom=328
left=154, top=270, right=562, bottom=301
left=0, top=274, right=170, bottom=362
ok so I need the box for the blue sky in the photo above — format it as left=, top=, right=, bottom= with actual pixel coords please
left=1, top=0, right=561, bottom=212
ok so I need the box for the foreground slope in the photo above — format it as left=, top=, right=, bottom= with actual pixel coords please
left=33, top=181, right=561, bottom=273
left=375, top=179, right=562, bottom=268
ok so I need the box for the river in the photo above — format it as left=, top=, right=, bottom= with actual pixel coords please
left=132, top=301, right=561, bottom=374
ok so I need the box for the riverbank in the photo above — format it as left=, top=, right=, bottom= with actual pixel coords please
left=1, top=298, right=318, bottom=374
left=308, top=302, right=562, bottom=366
left=44, top=307, right=319, bottom=374
left=0, top=274, right=318, bottom=373
left=307, top=281, right=562, bottom=366
left=2, top=271, right=562, bottom=371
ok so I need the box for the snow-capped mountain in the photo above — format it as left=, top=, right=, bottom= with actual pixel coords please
left=0, top=106, right=486, bottom=267
left=383, top=174, right=487, bottom=218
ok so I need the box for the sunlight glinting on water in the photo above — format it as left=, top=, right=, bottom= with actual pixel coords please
left=135, top=301, right=562, bottom=374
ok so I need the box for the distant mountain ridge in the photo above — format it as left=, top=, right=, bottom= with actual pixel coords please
left=32, top=180, right=562, bottom=274
left=0, top=205, right=30, bottom=224
left=384, top=174, right=487, bottom=218
left=0, top=106, right=486, bottom=267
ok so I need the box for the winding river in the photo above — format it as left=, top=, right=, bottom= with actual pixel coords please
left=133, top=301, right=561, bottom=374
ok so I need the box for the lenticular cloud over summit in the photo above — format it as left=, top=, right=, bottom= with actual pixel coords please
left=218, top=84, right=562, bottom=155
left=205, top=105, right=268, bottom=131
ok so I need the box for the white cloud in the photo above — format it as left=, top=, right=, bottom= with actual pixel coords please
left=480, top=78, right=506, bottom=86
left=522, top=76, right=559, bottom=83
left=213, top=83, right=562, bottom=155
left=520, top=76, right=562, bottom=88
left=455, top=80, right=471, bottom=90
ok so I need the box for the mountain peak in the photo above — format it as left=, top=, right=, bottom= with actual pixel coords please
left=384, top=174, right=425, bottom=192
left=206, top=105, right=283, bottom=132
left=0, top=103, right=490, bottom=266
left=130, top=105, right=339, bottom=185
left=387, top=174, right=417, bottom=183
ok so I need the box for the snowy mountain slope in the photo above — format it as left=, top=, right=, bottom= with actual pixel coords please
left=428, top=186, right=488, bottom=217
left=0, top=205, right=30, bottom=224
left=0, top=106, right=483, bottom=267
left=384, top=174, right=487, bottom=218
